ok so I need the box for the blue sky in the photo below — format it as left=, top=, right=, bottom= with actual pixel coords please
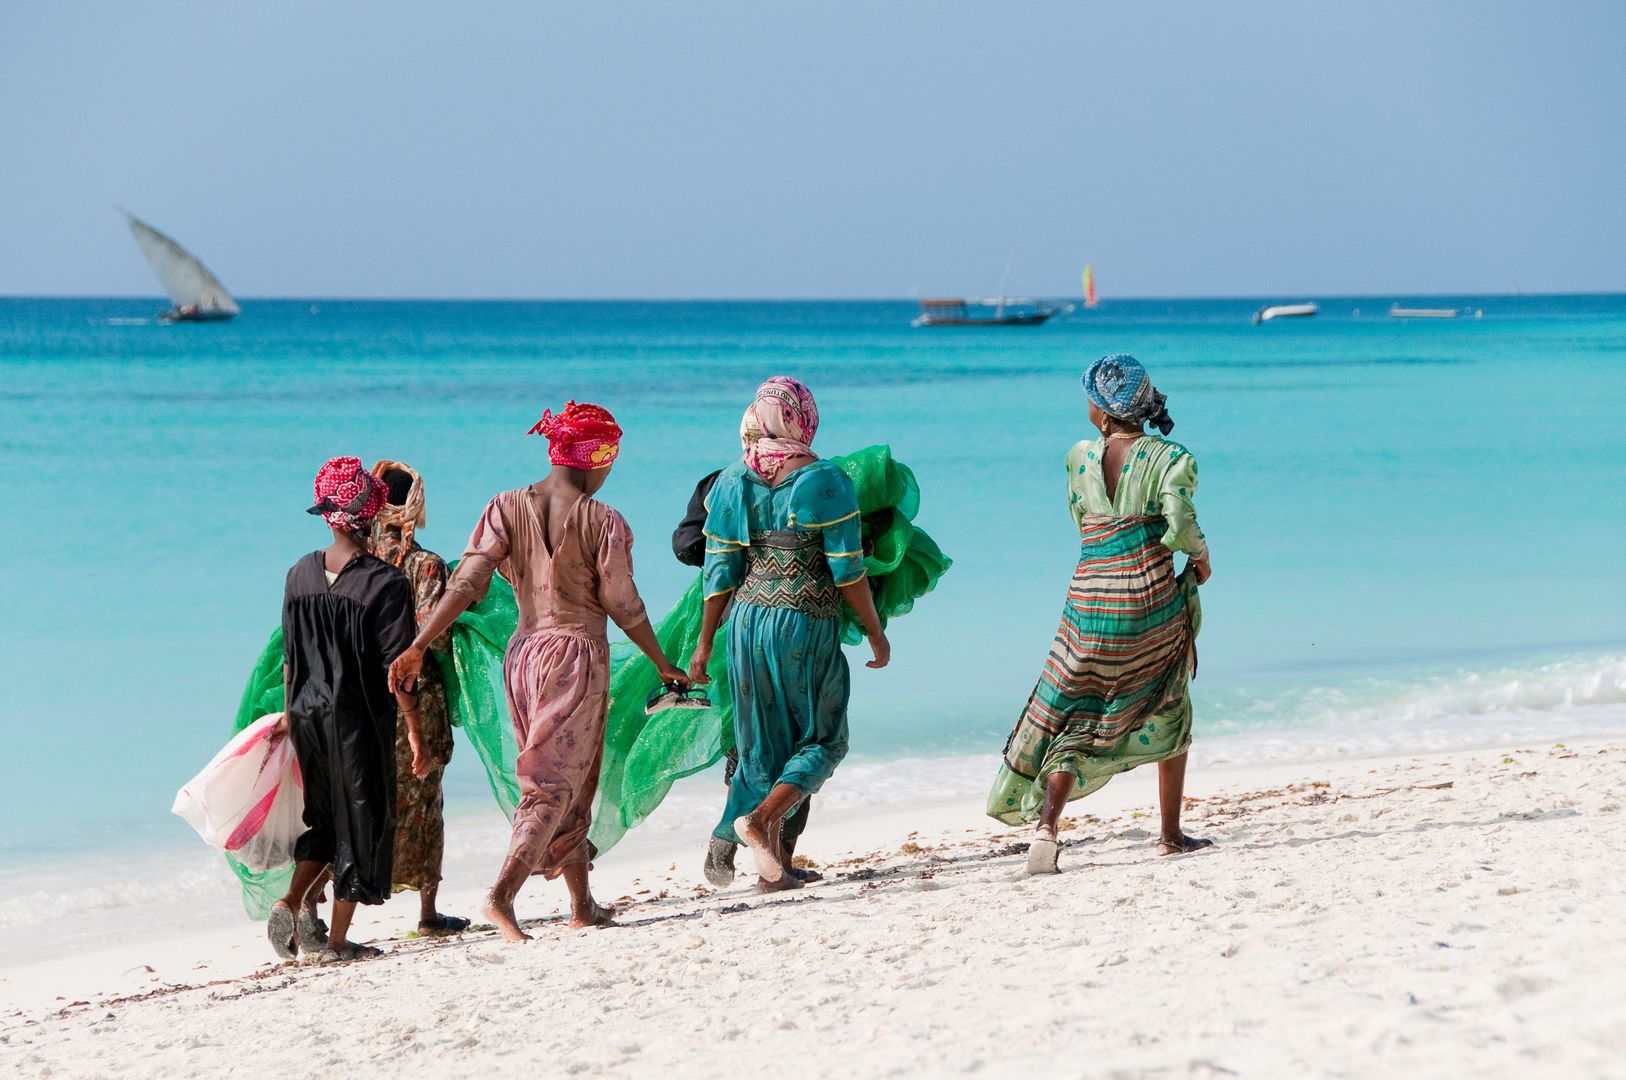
left=2, top=1, right=1622, bottom=299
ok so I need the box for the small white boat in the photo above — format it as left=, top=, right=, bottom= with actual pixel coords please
left=1252, top=302, right=1318, bottom=324
left=1388, top=305, right=1460, bottom=319
left=121, top=210, right=241, bottom=322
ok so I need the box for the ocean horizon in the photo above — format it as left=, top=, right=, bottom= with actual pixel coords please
left=3, top=292, right=1624, bottom=881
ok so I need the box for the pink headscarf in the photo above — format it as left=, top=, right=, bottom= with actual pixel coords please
left=742, top=376, right=818, bottom=482
left=307, top=456, right=389, bottom=535
left=528, top=400, right=623, bottom=470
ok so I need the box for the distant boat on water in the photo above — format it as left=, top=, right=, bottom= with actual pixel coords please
left=1252, top=302, right=1318, bottom=324
left=120, top=210, right=240, bottom=323
left=1388, top=304, right=1461, bottom=319
left=1083, top=264, right=1098, bottom=309
left=912, top=298, right=1059, bottom=327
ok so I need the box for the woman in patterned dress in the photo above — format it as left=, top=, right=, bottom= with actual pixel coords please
left=687, top=377, right=891, bottom=891
left=987, top=355, right=1213, bottom=874
left=370, top=460, right=470, bottom=937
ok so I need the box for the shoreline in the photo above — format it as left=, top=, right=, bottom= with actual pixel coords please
left=6, top=739, right=1624, bottom=1077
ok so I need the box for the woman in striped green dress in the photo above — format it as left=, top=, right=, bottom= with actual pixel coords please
left=987, top=354, right=1213, bottom=874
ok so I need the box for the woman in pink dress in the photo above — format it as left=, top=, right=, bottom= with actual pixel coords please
left=389, top=402, right=688, bottom=942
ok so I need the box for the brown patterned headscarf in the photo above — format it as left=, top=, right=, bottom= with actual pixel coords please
left=370, top=459, right=426, bottom=567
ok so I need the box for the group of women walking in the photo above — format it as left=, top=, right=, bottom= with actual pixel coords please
left=262, top=354, right=1209, bottom=961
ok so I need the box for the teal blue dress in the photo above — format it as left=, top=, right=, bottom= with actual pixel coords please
left=702, top=460, right=867, bottom=842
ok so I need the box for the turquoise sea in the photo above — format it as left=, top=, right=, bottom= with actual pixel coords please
left=4, top=295, right=1625, bottom=880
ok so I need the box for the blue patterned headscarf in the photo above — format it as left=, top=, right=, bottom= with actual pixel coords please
left=1082, top=353, right=1173, bottom=435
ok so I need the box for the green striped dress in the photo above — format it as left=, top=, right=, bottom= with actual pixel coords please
left=987, top=435, right=1206, bottom=825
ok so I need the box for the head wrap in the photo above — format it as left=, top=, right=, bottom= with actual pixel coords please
left=369, top=459, right=425, bottom=566
left=1082, top=353, right=1174, bottom=435
left=742, top=376, right=819, bottom=482
left=739, top=404, right=765, bottom=449
left=528, top=401, right=622, bottom=470
left=307, top=456, right=389, bottom=535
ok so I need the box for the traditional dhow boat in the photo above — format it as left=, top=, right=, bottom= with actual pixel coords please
left=121, top=211, right=241, bottom=323
left=1252, top=302, right=1318, bottom=324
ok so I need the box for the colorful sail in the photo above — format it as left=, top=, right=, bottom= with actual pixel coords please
left=1083, top=265, right=1098, bottom=309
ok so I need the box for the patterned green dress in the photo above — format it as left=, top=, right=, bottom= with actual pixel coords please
left=986, top=435, right=1206, bottom=825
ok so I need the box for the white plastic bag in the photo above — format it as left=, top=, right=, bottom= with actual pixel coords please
left=172, top=713, right=305, bottom=872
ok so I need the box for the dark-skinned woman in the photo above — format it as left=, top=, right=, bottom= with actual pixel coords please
left=388, top=402, right=688, bottom=942
left=688, top=377, right=890, bottom=891
left=987, top=354, right=1212, bottom=873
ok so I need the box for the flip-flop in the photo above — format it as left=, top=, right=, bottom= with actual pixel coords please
left=418, top=914, right=471, bottom=937
left=1026, top=829, right=1061, bottom=875
left=316, top=942, right=384, bottom=964
left=296, top=908, right=329, bottom=951
left=703, top=836, right=737, bottom=887
left=267, top=901, right=298, bottom=960
left=1156, top=834, right=1215, bottom=856
left=734, top=815, right=784, bottom=883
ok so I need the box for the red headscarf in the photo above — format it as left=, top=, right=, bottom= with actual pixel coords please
left=528, top=400, right=622, bottom=470
left=307, top=456, right=388, bottom=534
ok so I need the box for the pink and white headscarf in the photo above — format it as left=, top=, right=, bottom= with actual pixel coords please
left=307, top=456, right=389, bottom=535
left=742, top=376, right=819, bottom=482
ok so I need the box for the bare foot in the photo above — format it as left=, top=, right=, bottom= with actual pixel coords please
left=569, top=900, right=617, bottom=928
left=755, top=874, right=806, bottom=894
left=734, top=814, right=784, bottom=882
left=482, top=891, right=532, bottom=943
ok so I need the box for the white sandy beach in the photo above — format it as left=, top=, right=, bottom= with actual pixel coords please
left=4, top=740, right=1623, bottom=1079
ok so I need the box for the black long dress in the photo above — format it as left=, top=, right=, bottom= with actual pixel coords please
left=282, top=551, right=416, bottom=904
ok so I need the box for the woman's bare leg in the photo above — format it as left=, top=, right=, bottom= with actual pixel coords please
left=1156, top=751, right=1212, bottom=855
left=327, top=899, right=359, bottom=951
left=736, top=782, right=803, bottom=885
left=561, top=860, right=617, bottom=928
left=483, top=857, right=533, bottom=943
left=1026, top=772, right=1074, bottom=874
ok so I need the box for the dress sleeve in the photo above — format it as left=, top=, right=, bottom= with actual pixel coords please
left=371, top=573, right=419, bottom=666
left=1158, top=447, right=1208, bottom=557
left=701, top=467, right=749, bottom=599
left=597, top=509, right=650, bottom=631
left=446, top=495, right=509, bottom=604
left=1065, top=444, right=1087, bottom=531
left=413, top=551, right=453, bottom=655
left=793, top=464, right=866, bottom=586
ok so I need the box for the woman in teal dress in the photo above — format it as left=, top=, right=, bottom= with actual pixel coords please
left=688, top=377, right=891, bottom=891
left=987, top=354, right=1213, bottom=874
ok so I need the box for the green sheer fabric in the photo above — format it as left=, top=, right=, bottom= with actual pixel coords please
left=230, top=446, right=950, bottom=912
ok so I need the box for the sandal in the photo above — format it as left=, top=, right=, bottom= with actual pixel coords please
left=297, top=907, right=329, bottom=951
left=316, top=942, right=385, bottom=964
left=418, top=914, right=471, bottom=937
left=1155, top=834, right=1215, bottom=856
left=267, top=901, right=298, bottom=960
left=1026, top=827, right=1061, bottom=875
left=703, top=836, right=737, bottom=888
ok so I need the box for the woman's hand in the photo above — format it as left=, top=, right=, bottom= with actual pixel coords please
left=267, top=714, right=290, bottom=747
left=865, top=630, right=891, bottom=670
left=688, top=644, right=713, bottom=686
left=407, top=725, right=431, bottom=779
left=1189, top=551, right=1212, bottom=586
left=389, top=645, right=425, bottom=694
left=658, top=662, right=691, bottom=689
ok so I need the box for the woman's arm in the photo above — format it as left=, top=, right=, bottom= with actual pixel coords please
left=620, top=616, right=689, bottom=687
left=839, top=579, right=890, bottom=669
left=388, top=590, right=475, bottom=693
left=688, top=592, right=732, bottom=684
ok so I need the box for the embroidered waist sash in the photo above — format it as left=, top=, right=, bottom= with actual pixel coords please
left=736, top=530, right=841, bottom=619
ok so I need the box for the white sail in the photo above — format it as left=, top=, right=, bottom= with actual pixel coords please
left=122, top=212, right=240, bottom=317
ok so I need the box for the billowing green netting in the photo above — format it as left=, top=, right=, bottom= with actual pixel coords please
left=586, top=444, right=953, bottom=853
left=229, top=446, right=951, bottom=912
left=228, top=571, right=520, bottom=919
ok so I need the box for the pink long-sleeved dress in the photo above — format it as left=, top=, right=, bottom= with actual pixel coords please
left=447, top=486, right=648, bottom=877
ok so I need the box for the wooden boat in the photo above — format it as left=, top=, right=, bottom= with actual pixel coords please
left=1388, top=305, right=1461, bottom=319
left=121, top=211, right=240, bottom=322
left=1252, top=302, right=1318, bottom=324
left=912, top=298, right=1058, bottom=327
